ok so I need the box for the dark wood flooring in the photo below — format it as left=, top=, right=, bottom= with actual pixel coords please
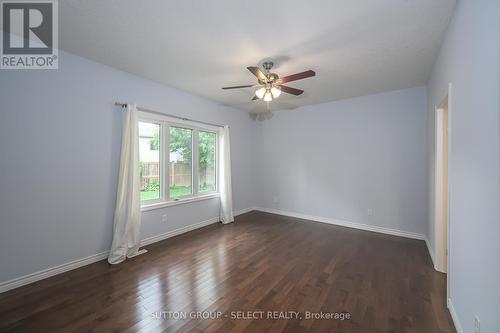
left=0, top=211, right=455, bottom=333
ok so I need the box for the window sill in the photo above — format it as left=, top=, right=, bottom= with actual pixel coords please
left=141, top=193, right=220, bottom=212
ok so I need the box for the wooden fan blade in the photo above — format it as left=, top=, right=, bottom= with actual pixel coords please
left=252, top=95, right=259, bottom=100
left=278, top=70, right=315, bottom=84
left=279, top=85, right=304, bottom=96
left=222, top=84, right=255, bottom=89
left=247, top=66, right=267, bottom=82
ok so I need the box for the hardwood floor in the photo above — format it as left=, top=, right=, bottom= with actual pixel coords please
left=0, top=211, right=455, bottom=333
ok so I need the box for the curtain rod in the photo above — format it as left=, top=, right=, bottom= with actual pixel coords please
left=114, top=102, right=226, bottom=128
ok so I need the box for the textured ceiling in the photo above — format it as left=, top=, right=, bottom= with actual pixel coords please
left=59, top=0, right=455, bottom=113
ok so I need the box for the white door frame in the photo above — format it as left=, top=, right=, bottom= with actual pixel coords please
left=434, top=83, right=452, bottom=286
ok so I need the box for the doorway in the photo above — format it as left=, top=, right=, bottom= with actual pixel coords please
left=434, top=93, right=449, bottom=275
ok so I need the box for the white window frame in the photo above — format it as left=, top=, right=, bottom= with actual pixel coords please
left=138, top=111, right=219, bottom=211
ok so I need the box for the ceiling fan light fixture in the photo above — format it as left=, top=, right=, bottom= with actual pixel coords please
left=222, top=63, right=315, bottom=110
left=255, top=87, right=266, bottom=99
left=263, top=90, right=273, bottom=102
left=271, top=86, right=281, bottom=98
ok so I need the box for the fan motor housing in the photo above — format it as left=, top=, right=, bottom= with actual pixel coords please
left=267, top=73, right=279, bottom=82
left=261, top=62, right=279, bottom=83
left=262, top=61, right=274, bottom=70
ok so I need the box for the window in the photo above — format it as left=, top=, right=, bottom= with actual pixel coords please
left=199, top=131, right=216, bottom=193
left=169, top=127, right=193, bottom=198
left=139, top=121, right=161, bottom=201
left=138, top=111, right=218, bottom=208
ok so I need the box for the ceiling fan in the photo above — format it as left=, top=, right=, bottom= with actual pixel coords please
left=222, top=61, right=316, bottom=102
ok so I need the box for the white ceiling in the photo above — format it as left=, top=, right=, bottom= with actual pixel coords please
left=60, top=0, right=455, bottom=113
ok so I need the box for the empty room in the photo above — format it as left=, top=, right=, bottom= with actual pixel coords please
left=1, top=1, right=499, bottom=332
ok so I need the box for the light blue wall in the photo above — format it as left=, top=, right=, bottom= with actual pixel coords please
left=0, top=50, right=257, bottom=283
left=255, top=87, right=429, bottom=235
left=427, top=0, right=500, bottom=331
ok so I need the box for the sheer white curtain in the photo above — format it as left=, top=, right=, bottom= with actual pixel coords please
left=108, top=104, right=143, bottom=264
left=219, top=125, right=234, bottom=223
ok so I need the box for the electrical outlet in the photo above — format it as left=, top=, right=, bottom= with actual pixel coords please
left=474, top=315, right=480, bottom=333
left=367, top=208, right=374, bottom=216
left=162, top=214, right=167, bottom=223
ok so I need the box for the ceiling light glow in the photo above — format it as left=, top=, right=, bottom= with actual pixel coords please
left=271, top=87, right=281, bottom=98
left=263, top=90, right=273, bottom=102
left=255, top=87, right=266, bottom=99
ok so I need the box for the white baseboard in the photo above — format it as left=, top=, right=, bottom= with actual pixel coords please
left=141, top=207, right=253, bottom=246
left=233, top=207, right=254, bottom=216
left=447, top=298, right=463, bottom=333
left=0, top=207, right=253, bottom=294
left=254, top=207, right=427, bottom=241
left=141, top=216, right=220, bottom=247
left=0, top=251, right=109, bottom=294
left=425, top=237, right=436, bottom=269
